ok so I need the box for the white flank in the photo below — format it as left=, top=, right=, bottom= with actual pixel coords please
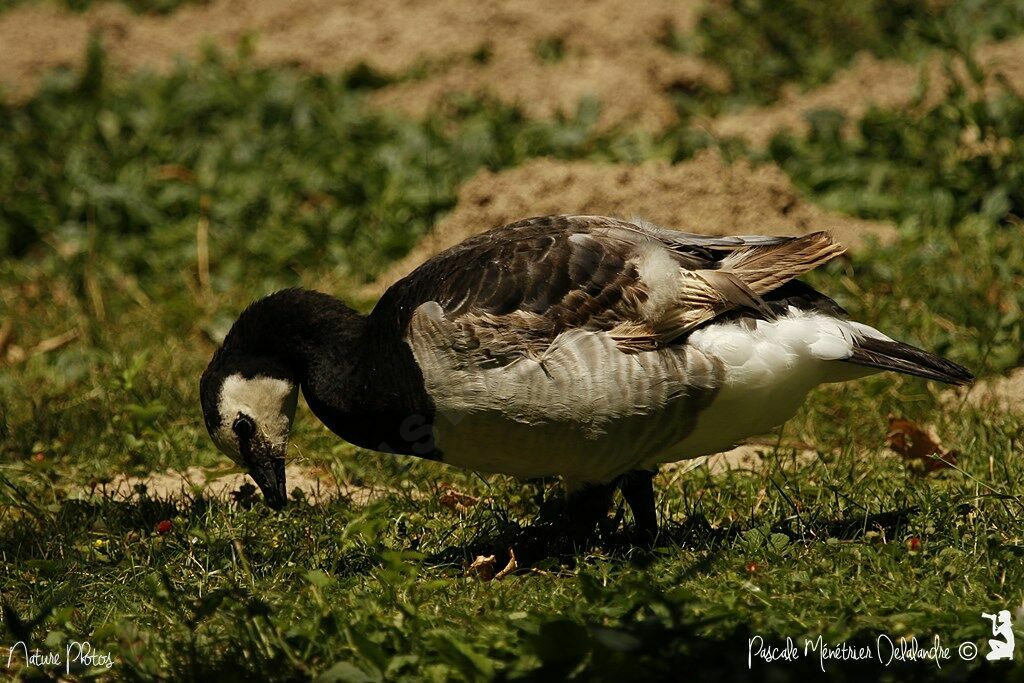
left=408, top=302, right=719, bottom=481
left=408, top=301, right=887, bottom=482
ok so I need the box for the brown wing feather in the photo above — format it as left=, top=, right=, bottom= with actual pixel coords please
left=375, top=215, right=845, bottom=361
left=653, top=231, right=847, bottom=341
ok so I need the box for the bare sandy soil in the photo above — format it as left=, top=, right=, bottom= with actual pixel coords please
left=76, top=445, right=814, bottom=504
left=82, top=464, right=380, bottom=505
left=370, top=149, right=895, bottom=295
left=950, top=367, right=1024, bottom=414
left=711, top=37, right=1024, bottom=146
left=7, top=1, right=1024, bottom=137
left=0, top=0, right=722, bottom=130
left=667, top=443, right=820, bottom=477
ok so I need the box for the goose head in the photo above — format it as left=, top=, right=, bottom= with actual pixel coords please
left=199, top=352, right=299, bottom=510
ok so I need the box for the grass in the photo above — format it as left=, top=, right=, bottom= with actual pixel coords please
left=2, top=14, right=1024, bottom=683
left=662, top=0, right=1024, bottom=114
left=768, top=59, right=1024, bottom=231
left=0, top=40, right=637, bottom=285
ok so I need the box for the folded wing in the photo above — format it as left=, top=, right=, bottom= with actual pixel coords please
left=377, top=214, right=845, bottom=363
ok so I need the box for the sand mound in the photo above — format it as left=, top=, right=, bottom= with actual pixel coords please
left=712, top=36, right=1024, bottom=146
left=370, top=149, right=895, bottom=295
left=0, top=0, right=722, bottom=130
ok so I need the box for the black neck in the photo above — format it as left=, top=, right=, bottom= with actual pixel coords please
left=221, top=288, right=438, bottom=458
left=221, top=288, right=365, bottom=381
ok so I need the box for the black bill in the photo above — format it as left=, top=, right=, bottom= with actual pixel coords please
left=248, top=455, right=287, bottom=510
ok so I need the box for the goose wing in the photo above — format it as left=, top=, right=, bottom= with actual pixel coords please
left=377, top=214, right=844, bottom=364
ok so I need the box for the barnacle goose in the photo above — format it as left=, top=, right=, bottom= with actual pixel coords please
left=199, top=215, right=972, bottom=536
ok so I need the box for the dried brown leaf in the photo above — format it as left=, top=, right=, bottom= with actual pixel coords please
left=494, top=548, right=517, bottom=581
left=0, top=319, right=13, bottom=356
left=466, top=548, right=517, bottom=582
left=467, top=554, right=496, bottom=580
left=438, top=485, right=480, bottom=514
left=31, top=329, right=80, bottom=357
left=886, top=416, right=957, bottom=475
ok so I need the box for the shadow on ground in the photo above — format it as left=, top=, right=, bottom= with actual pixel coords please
left=425, top=506, right=920, bottom=571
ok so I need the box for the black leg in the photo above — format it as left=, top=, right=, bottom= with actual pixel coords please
left=564, top=480, right=618, bottom=537
left=537, top=473, right=656, bottom=546
left=619, top=468, right=658, bottom=539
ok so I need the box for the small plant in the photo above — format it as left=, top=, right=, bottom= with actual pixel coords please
left=533, top=36, right=567, bottom=64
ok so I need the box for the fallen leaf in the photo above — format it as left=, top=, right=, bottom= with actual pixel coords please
left=466, top=549, right=517, bottom=582
left=886, top=416, right=958, bottom=475
left=495, top=548, right=518, bottom=580
left=467, top=554, right=497, bottom=580
left=438, top=485, right=480, bottom=514
left=6, top=345, right=26, bottom=364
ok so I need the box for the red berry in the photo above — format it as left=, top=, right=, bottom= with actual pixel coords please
left=155, top=520, right=173, bottom=534
left=907, top=537, right=921, bottom=552
left=31, top=453, right=45, bottom=463
left=746, top=562, right=759, bottom=574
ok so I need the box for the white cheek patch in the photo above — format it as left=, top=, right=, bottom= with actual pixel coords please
left=216, top=374, right=299, bottom=457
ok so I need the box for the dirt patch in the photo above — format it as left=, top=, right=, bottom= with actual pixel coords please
left=85, top=446, right=821, bottom=507
left=947, top=367, right=1024, bottom=414
left=370, top=149, right=895, bottom=295
left=81, top=464, right=382, bottom=506
left=711, top=37, right=1024, bottom=146
left=6, top=2, right=1024, bottom=136
left=0, top=0, right=722, bottom=130
left=704, top=444, right=820, bottom=475
left=365, top=2, right=725, bottom=131
left=662, top=443, right=820, bottom=477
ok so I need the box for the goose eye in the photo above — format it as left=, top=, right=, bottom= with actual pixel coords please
left=232, top=415, right=256, bottom=441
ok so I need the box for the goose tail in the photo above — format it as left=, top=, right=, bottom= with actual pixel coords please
left=844, top=333, right=974, bottom=386
left=718, top=231, right=846, bottom=295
